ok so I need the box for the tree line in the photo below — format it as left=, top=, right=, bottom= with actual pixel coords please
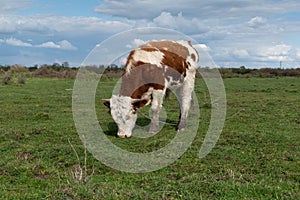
left=1, top=64, right=300, bottom=81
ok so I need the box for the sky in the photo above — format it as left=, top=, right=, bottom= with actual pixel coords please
left=0, top=0, right=300, bottom=68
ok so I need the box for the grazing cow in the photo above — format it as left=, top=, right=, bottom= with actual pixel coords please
left=103, top=40, right=199, bottom=138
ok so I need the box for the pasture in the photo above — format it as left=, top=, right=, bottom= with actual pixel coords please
left=0, top=77, right=299, bottom=199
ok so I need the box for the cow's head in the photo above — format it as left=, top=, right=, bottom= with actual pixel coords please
left=103, top=95, right=150, bottom=138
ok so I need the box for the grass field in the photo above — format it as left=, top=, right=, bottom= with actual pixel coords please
left=0, top=77, right=299, bottom=199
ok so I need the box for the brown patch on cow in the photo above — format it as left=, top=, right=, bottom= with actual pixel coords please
left=124, top=50, right=136, bottom=69
left=135, top=61, right=146, bottom=67
left=191, top=53, right=196, bottom=62
left=132, top=99, right=151, bottom=110
left=161, top=49, right=189, bottom=76
left=120, top=63, right=165, bottom=99
left=145, top=40, right=190, bottom=59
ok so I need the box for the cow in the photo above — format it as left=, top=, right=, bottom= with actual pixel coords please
left=103, top=40, right=199, bottom=138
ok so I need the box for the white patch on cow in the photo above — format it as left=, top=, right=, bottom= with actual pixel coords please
left=125, top=61, right=134, bottom=73
left=164, top=66, right=185, bottom=89
left=149, top=89, right=165, bottom=133
left=132, top=49, right=164, bottom=68
left=177, top=69, right=197, bottom=131
left=165, top=77, right=181, bottom=89
left=110, top=95, right=137, bottom=138
left=176, top=40, right=199, bottom=69
left=141, top=87, right=154, bottom=100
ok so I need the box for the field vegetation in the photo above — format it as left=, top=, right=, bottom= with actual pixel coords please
left=0, top=66, right=299, bottom=199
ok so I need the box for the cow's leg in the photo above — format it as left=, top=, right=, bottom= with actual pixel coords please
left=177, top=70, right=196, bottom=131
left=149, top=89, right=165, bottom=133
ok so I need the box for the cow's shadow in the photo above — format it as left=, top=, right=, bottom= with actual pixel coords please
left=103, top=122, right=119, bottom=137
left=102, top=118, right=151, bottom=137
left=103, top=116, right=178, bottom=137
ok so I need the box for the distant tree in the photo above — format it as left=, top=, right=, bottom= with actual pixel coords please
left=28, top=64, right=38, bottom=72
left=52, top=62, right=61, bottom=67
left=0, top=65, right=10, bottom=71
left=232, top=66, right=252, bottom=74
left=62, top=61, right=70, bottom=68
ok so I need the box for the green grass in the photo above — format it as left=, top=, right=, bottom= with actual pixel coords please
left=0, top=77, right=299, bottom=199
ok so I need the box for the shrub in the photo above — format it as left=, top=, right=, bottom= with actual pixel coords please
left=17, top=74, right=26, bottom=84
left=2, top=73, right=12, bottom=85
left=10, top=65, right=29, bottom=73
left=32, top=66, right=77, bottom=78
left=32, top=66, right=58, bottom=78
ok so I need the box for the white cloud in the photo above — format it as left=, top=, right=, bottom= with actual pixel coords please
left=94, top=0, right=174, bottom=19
left=194, top=44, right=211, bottom=52
left=0, top=0, right=31, bottom=13
left=6, top=37, right=32, bottom=47
left=151, top=12, right=208, bottom=34
left=94, top=0, right=300, bottom=20
left=0, top=15, right=50, bottom=34
left=48, top=16, right=133, bottom=35
left=257, top=44, right=293, bottom=61
left=296, top=49, right=300, bottom=59
left=94, top=0, right=227, bottom=19
left=233, top=49, right=250, bottom=59
left=264, top=44, right=292, bottom=56
left=153, top=12, right=178, bottom=29
left=2, top=37, right=77, bottom=51
left=0, top=14, right=132, bottom=35
left=133, top=39, right=144, bottom=48
left=37, top=41, right=60, bottom=49
left=119, top=57, right=128, bottom=65
left=57, top=40, right=77, bottom=50
left=37, top=40, right=77, bottom=50
left=247, top=17, right=267, bottom=28
left=126, top=38, right=147, bottom=48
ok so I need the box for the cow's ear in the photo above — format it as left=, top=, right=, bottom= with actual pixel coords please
left=132, top=99, right=151, bottom=110
left=102, top=99, right=110, bottom=108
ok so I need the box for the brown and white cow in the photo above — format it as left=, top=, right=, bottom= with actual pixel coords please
left=103, top=40, right=199, bottom=138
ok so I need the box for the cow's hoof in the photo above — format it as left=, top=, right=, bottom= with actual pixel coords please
left=177, top=122, right=186, bottom=131
left=149, top=127, right=159, bottom=134
left=177, top=125, right=186, bottom=131
left=149, top=129, right=159, bottom=134
left=149, top=124, right=159, bottom=134
left=118, top=135, right=127, bottom=139
left=149, top=130, right=159, bottom=135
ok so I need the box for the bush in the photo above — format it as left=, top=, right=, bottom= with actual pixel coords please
left=281, top=69, right=300, bottom=77
left=17, top=74, right=26, bottom=84
left=10, top=65, right=29, bottom=73
left=32, top=66, right=77, bottom=78
left=32, top=66, right=58, bottom=78
left=2, top=73, right=13, bottom=85
left=1, top=67, right=28, bottom=85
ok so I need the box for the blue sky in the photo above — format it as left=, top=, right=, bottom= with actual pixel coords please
left=0, top=0, right=300, bottom=68
left=19, top=0, right=101, bottom=17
